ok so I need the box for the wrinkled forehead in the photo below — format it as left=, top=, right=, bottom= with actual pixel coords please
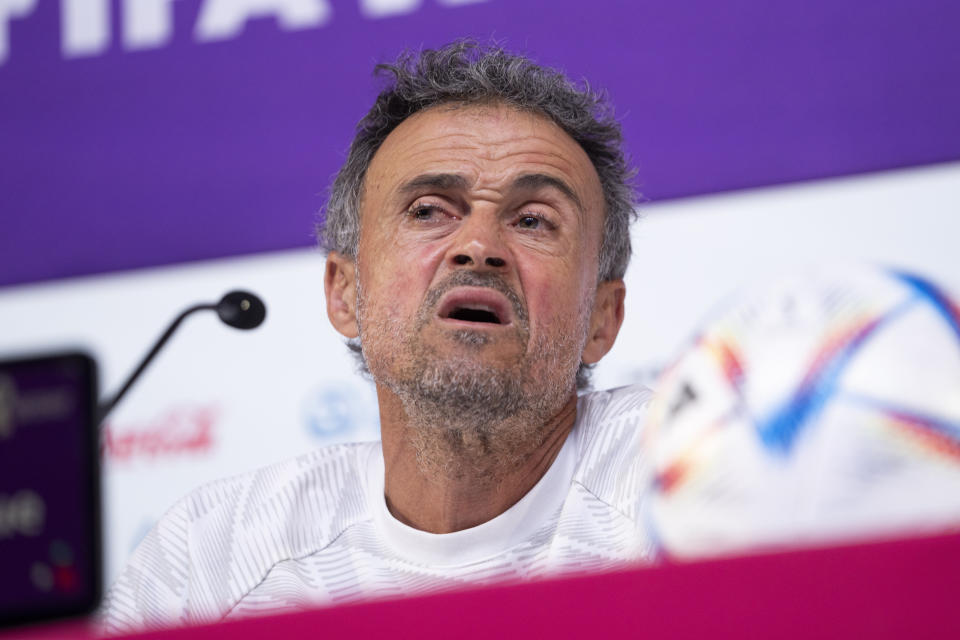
left=366, top=102, right=603, bottom=206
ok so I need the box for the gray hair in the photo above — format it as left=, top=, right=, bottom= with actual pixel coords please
left=318, top=40, right=639, bottom=389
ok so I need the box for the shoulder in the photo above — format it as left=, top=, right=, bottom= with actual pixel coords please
left=183, top=442, right=374, bottom=540
left=573, top=383, right=653, bottom=455
left=570, top=383, right=654, bottom=521
left=102, top=441, right=378, bottom=631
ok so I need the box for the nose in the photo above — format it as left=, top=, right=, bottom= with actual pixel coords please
left=447, top=213, right=509, bottom=270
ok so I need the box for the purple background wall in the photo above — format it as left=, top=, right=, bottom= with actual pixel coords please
left=2, top=0, right=959, bottom=288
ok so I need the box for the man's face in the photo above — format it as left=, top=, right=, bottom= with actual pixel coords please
left=350, top=102, right=609, bottom=419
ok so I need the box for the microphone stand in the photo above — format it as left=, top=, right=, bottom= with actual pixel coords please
left=95, top=290, right=266, bottom=427
left=96, top=303, right=215, bottom=427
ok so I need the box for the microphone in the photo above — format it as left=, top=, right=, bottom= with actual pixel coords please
left=217, top=290, right=267, bottom=329
left=96, top=290, right=266, bottom=426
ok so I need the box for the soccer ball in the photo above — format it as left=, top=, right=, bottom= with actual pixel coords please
left=643, top=264, right=960, bottom=559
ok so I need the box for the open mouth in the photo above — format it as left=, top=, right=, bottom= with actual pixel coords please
left=446, top=306, right=502, bottom=324
left=437, top=288, right=513, bottom=327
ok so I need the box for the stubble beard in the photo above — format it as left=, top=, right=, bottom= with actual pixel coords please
left=357, top=269, right=592, bottom=481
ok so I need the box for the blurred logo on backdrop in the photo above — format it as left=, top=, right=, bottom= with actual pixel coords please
left=102, top=405, right=219, bottom=462
left=301, top=382, right=379, bottom=443
left=1, top=0, right=490, bottom=66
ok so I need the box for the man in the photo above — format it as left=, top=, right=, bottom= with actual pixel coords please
left=102, top=41, right=653, bottom=631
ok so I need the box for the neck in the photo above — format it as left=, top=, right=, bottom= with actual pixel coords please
left=377, top=387, right=578, bottom=534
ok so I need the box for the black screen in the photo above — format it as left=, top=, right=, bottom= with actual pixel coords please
left=0, top=352, right=101, bottom=627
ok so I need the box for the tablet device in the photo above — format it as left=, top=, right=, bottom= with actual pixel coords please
left=0, top=351, right=101, bottom=628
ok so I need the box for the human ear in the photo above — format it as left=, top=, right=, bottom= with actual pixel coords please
left=324, top=251, right=359, bottom=339
left=581, top=279, right=626, bottom=365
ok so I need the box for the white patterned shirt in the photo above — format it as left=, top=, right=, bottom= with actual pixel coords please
left=101, top=384, right=654, bottom=633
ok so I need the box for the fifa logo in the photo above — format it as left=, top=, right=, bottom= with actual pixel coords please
left=0, top=374, right=16, bottom=441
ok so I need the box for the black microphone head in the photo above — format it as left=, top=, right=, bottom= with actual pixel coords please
left=216, top=290, right=266, bottom=330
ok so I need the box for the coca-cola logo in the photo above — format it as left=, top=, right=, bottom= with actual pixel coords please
left=102, top=405, right=218, bottom=462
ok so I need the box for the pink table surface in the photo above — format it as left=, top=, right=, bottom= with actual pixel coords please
left=7, top=531, right=959, bottom=639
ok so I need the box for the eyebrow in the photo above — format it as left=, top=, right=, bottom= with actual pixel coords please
left=396, top=171, right=584, bottom=213
left=511, top=173, right=584, bottom=214
left=397, top=173, right=470, bottom=196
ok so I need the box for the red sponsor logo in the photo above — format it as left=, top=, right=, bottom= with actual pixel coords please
left=102, top=406, right=217, bottom=461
